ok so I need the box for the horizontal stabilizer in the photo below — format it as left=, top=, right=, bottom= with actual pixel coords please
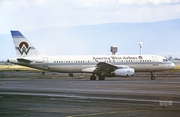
left=17, top=58, right=33, bottom=63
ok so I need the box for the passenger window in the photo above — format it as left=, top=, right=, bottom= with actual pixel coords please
left=163, top=59, right=168, bottom=62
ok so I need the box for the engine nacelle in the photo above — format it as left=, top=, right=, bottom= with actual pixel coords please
left=114, top=68, right=135, bottom=77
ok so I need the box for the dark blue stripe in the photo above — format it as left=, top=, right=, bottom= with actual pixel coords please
left=11, top=31, right=24, bottom=38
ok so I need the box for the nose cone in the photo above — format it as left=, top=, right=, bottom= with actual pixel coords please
left=170, top=62, right=175, bottom=69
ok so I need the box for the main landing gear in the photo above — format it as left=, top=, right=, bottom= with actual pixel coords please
left=90, top=74, right=105, bottom=80
left=150, top=72, right=155, bottom=80
left=90, top=75, right=96, bottom=80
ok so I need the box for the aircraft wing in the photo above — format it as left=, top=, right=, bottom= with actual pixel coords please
left=95, top=62, right=130, bottom=72
left=82, top=62, right=119, bottom=73
left=96, top=62, right=117, bottom=71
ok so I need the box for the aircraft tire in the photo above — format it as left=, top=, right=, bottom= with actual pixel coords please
left=98, top=76, right=105, bottom=80
left=90, top=76, right=96, bottom=80
left=151, top=76, right=155, bottom=80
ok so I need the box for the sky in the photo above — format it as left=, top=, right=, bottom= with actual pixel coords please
left=0, top=0, right=180, bottom=60
left=1, top=0, right=180, bottom=34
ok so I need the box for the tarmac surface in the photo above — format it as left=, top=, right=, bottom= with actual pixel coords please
left=0, top=72, right=180, bottom=117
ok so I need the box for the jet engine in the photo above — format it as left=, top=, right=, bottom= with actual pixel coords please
left=113, top=68, right=135, bottom=77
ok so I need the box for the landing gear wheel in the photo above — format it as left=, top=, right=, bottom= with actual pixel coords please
left=150, top=72, right=155, bottom=80
left=90, top=75, right=96, bottom=80
left=151, top=76, right=155, bottom=80
left=98, top=76, right=105, bottom=80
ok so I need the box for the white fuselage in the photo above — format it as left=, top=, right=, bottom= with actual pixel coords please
left=9, top=30, right=175, bottom=80
left=8, top=54, right=175, bottom=73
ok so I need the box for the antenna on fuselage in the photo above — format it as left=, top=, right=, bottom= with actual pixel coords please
left=139, top=42, right=143, bottom=55
left=110, top=46, right=118, bottom=55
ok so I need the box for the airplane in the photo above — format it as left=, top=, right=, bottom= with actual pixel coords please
left=7, top=30, right=175, bottom=80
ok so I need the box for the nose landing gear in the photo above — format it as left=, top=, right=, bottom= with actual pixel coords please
left=150, top=72, right=155, bottom=80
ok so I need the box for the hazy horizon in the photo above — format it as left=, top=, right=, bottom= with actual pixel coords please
left=1, top=0, right=180, bottom=60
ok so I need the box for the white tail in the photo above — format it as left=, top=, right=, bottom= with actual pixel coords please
left=11, top=31, right=41, bottom=57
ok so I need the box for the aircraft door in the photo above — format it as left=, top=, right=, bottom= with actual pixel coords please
left=152, top=56, right=158, bottom=66
left=43, top=57, right=48, bottom=67
left=152, top=56, right=158, bottom=62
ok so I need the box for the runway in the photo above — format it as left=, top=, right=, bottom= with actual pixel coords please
left=0, top=72, right=180, bottom=117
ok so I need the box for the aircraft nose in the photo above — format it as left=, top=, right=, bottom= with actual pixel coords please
left=171, top=62, right=175, bottom=69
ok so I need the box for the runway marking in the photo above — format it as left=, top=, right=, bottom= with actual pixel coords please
left=66, top=110, right=150, bottom=117
left=67, top=107, right=180, bottom=117
left=1, top=92, right=180, bottom=104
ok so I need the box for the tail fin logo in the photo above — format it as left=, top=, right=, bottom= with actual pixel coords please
left=16, top=42, right=31, bottom=55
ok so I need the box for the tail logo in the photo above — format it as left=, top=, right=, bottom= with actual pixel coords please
left=16, top=42, right=31, bottom=55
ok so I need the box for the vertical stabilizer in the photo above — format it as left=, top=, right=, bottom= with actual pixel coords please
left=11, top=31, right=41, bottom=57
